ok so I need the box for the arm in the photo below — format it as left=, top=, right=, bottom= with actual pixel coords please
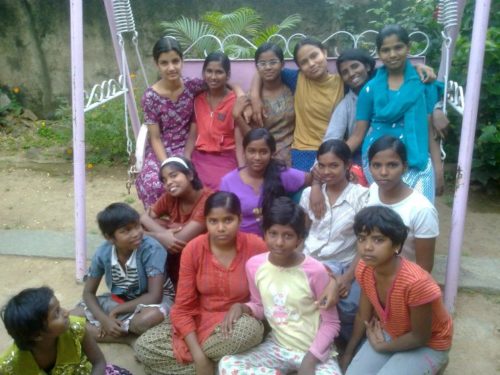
left=234, top=126, right=245, bottom=168
left=148, top=123, right=168, bottom=162
left=414, top=237, right=436, bottom=273
left=140, top=210, right=187, bottom=253
left=109, top=274, right=164, bottom=316
left=249, top=72, right=265, bottom=127
left=221, top=302, right=253, bottom=337
left=81, top=326, right=107, bottom=375
left=82, top=276, right=124, bottom=338
left=346, top=120, right=368, bottom=153
left=337, top=253, right=361, bottom=298
left=324, top=99, right=349, bottom=141
left=415, top=64, right=436, bottom=83
left=233, top=95, right=254, bottom=135
left=340, top=290, right=374, bottom=372
left=366, top=303, right=433, bottom=353
left=428, top=116, right=445, bottom=196
left=184, top=122, right=197, bottom=160
left=244, top=256, right=266, bottom=320
left=184, top=332, right=214, bottom=375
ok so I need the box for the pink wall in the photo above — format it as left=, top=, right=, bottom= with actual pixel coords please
left=181, top=57, right=425, bottom=91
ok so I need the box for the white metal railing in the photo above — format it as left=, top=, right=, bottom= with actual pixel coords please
left=179, top=30, right=431, bottom=59
left=447, top=80, right=465, bottom=115
left=83, top=76, right=126, bottom=112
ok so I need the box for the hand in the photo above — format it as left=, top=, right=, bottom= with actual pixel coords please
left=193, top=353, right=214, bottom=375
left=339, top=351, right=354, bottom=373
left=432, top=108, right=450, bottom=139
left=435, top=163, right=445, bottom=197
left=156, top=228, right=186, bottom=254
left=310, top=173, right=326, bottom=220
left=315, top=276, right=339, bottom=310
left=297, top=354, right=317, bottom=375
left=221, top=303, right=244, bottom=338
left=250, top=96, right=265, bottom=127
left=243, top=101, right=253, bottom=124
left=415, top=64, right=436, bottom=83
left=337, top=274, right=353, bottom=299
left=232, top=95, right=250, bottom=119
left=365, top=318, right=386, bottom=352
left=100, top=316, right=125, bottom=338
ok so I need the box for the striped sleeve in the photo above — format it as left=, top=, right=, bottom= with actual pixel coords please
left=407, top=273, right=441, bottom=307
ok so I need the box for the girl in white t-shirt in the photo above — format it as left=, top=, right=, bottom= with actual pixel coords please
left=299, top=139, right=368, bottom=341
left=366, top=135, right=439, bottom=272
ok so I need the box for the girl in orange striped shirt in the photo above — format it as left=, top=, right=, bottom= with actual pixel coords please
left=341, top=206, right=452, bottom=375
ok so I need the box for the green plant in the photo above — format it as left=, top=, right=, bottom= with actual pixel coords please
left=160, top=7, right=301, bottom=58
left=448, top=0, right=500, bottom=191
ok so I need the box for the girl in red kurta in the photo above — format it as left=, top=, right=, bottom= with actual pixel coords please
left=135, top=191, right=265, bottom=375
left=184, top=52, right=245, bottom=190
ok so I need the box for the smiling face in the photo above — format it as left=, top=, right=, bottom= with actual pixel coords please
left=296, top=44, right=329, bottom=81
left=203, top=61, right=229, bottom=91
left=265, top=224, right=302, bottom=266
left=369, top=148, right=406, bottom=192
left=161, top=165, right=193, bottom=197
left=339, top=59, right=371, bottom=92
left=43, top=297, right=69, bottom=338
left=317, top=151, right=349, bottom=188
left=356, top=227, right=400, bottom=267
left=206, top=207, right=240, bottom=247
left=256, top=50, right=284, bottom=83
left=244, top=138, right=272, bottom=175
left=156, top=50, right=183, bottom=82
left=378, top=34, right=409, bottom=73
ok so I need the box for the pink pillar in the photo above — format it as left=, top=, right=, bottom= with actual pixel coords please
left=103, top=0, right=141, bottom=137
left=70, top=0, right=86, bottom=281
left=444, top=0, right=491, bottom=312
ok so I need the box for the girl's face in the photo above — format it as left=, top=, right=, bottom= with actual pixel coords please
left=369, top=148, right=406, bottom=192
left=356, top=228, right=400, bottom=267
left=156, top=50, right=183, bottom=82
left=296, top=45, right=328, bottom=81
left=244, top=138, right=272, bottom=175
left=161, top=166, right=192, bottom=197
left=378, top=34, right=409, bottom=72
left=206, top=207, right=240, bottom=247
left=317, top=151, right=349, bottom=187
left=265, top=224, right=302, bottom=266
left=43, top=297, right=69, bottom=338
left=338, top=60, right=371, bottom=91
left=111, top=221, right=143, bottom=252
left=203, top=61, right=228, bottom=91
left=256, top=50, right=284, bottom=83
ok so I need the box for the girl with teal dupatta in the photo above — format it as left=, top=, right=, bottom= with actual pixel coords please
left=347, top=25, right=444, bottom=203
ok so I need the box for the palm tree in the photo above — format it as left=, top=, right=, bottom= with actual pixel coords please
left=160, top=7, right=301, bottom=58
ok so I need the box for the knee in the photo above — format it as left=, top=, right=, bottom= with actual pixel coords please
left=130, top=308, right=165, bottom=335
left=231, top=315, right=264, bottom=346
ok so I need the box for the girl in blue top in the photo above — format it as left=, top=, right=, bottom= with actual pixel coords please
left=347, top=25, right=444, bottom=202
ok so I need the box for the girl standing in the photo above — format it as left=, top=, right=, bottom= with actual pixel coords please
left=219, top=197, right=342, bottom=375
left=140, top=157, right=211, bottom=288
left=219, top=128, right=312, bottom=236
left=135, top=192, right=266, bottom=375
left=299, top=139, right=368, bottom=340
left=323, top=49, right=376, bottom=166
left=0, top=287, right=131, bottom=374
left=136, top=37, right=206, bottom=208
left=366, top=136, right=439, bottom=272
left=347, top=25, right=444, bottom=202
left=341, top=206, right=452, bottom=375
left=236, top=43, right=295, bottom=165
left=184, top=52, right=245, bottom=190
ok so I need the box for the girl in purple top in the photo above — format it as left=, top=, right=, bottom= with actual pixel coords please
left=219, top=128, right=312, bottom=236
left=136, top=38, right=205, bottom=208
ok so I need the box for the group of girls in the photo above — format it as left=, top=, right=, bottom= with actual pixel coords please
left=0, top=23, right=452, bottom=375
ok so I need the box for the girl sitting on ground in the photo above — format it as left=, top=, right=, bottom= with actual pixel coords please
left=366, top=136, right=439, bottom=272
left=134, top=191, right=267, bottom=375
left=72, top=203, right=169, bottom=344
left=140, top=156, right=211, bottom=289
left=341, top=206, right=452, bottom=375
left=299, top=139, right=368, bottom=341
left=219, top=197, right=342, bottom=375
left=219, top=128, right=312, bottom=236
left=184, top=51, right=245, bottom=190
left=0, top=286, right=131, bottom=374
